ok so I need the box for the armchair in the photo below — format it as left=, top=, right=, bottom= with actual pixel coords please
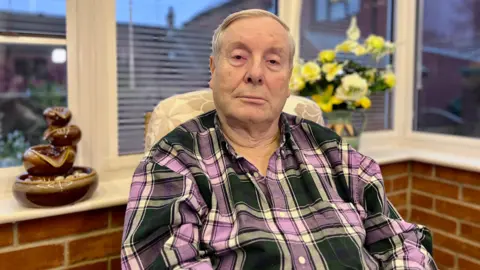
left=144, top=89, right=324, bottom=152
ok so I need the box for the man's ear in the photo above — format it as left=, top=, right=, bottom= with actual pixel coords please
left=209, top=56, right=215, bottom=89
left=209, top=56, right=215, bottom=74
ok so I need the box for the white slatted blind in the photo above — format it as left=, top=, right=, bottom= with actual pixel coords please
left=117, top=0, right=277, bottom=155
left=117, top=25, right=211, bottom=154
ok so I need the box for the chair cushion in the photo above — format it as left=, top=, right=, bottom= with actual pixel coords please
left=145, top=89, right=323, bottom=152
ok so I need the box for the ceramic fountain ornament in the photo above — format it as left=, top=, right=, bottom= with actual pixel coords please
left=13, top=107, right=98, bottom=208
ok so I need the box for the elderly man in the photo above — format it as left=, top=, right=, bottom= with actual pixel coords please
left=121, top=9, right=437, bottom=270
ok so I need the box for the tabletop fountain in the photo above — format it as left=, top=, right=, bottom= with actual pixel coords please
left=13, top=107, right=98, bottom=208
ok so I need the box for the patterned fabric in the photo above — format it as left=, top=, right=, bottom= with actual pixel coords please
left=144, top=89, right=324, bottom=152
left=122, top=110, right=437, bottom=270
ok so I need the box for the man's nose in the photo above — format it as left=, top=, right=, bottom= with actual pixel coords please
left=244, top=58, right=264, bottom=85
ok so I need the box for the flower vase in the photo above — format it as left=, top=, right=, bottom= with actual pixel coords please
left=323, top=110, right=367, bottom=150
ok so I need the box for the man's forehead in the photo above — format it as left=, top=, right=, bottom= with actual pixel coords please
left=222, top=17, right=289, bottom=49
left=223, top=16, right=288, bottom=37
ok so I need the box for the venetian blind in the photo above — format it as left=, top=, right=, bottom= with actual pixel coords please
left=117, top=0, right=277, bottom=155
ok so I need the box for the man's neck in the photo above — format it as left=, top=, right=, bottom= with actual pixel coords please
left=218, top=114, right=280, bottom=149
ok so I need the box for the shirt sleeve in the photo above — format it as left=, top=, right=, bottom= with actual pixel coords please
left=346, top=144, right=438, bottom=270
left=121, top=157, right=213, bottom=270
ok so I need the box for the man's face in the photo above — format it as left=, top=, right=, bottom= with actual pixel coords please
left=209, top=16, right=292, bottom=125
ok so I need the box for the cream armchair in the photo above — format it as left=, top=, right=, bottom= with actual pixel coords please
left=144, top=89, right=324, bottom=152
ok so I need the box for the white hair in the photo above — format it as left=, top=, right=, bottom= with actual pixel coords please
left=211, top=9, right=296, bottom=66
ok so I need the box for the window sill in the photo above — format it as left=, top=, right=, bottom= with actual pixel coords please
left=0, top=176, right=131, bottom=224
left=0, top=145, right=478, bottom=224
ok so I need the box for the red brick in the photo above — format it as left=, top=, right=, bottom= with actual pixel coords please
left=19, top=209, right=108, bottom=243
left=412, top=176, right=459, bottom=199
left=111, top=257, right=121, bottom=270
left=434, top=232, right=480, bottom=260
left=392, top=175, right=409, bottom=191
left=436, top=199, right=480, bottom=223
left=410, top=208, right=457, bottom=234
left=458, top=257, right=480, bottom=270
left=461, top=223, right=480, bottom=244
left=0, top=223, right=13, bottom=247
left=67, top=261, right=108, bottom=270
left=432, top=248, right=455, bottom=268
left=411, top=162, right=434, bottom=176
left=411, top=192, right=434, bottom=209
left=388, top=192, right=407, bottom=208
left=463, top=187, right=480, bottom=205
left=436, top=166, right=479, bottom=186
left=380, top=162, right=409, bottom=178
left=110, top=205, right=126, bottom=228
left=398, top=208, right=408, bottom=219
left=384, top=179, right=393, bottom=194
left=69, top=230, right=123, bottom=264
left=0, top=244, right=64, bottom=269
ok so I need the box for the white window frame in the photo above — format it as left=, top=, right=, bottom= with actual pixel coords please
left=3, top=0, right=480, bottom=184
left=0, top=33, right=70, bottom=182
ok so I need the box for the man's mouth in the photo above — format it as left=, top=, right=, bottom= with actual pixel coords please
left=237, top=96, right=267, bottom=105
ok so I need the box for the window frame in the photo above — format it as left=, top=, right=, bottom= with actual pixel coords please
left=0, top=11, right=72, bottom=181
left=3, top=0, right=480, bottom=184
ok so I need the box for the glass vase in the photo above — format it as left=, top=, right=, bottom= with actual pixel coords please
left=322, top=110, right=367, bottom=150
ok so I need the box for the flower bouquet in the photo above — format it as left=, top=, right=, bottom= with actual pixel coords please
left=289, top=16, right=396, bottom=148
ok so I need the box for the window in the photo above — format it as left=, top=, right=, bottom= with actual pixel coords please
left=300, top=0, right=394, bottom=131
left=315, top=0, right=361, bottom=22
left=0, top=1, right=66, bottom=168
left=413, top=0, right=480, bottom=138
left=116, top=0, right=278, bottom=155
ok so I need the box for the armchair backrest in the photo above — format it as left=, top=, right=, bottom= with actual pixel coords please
left=144, top=89, right=324, bottom=152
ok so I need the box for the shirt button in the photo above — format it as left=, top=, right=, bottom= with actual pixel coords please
left=298, top=256, right=306, bottom=265
left=253, top=172, right=259, bottom=178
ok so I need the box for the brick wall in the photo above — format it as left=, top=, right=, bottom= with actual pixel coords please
left=0, top=205, right=126, bottom=270
left=0, top=161, right=477, bottom=269
left=409, top=162, right=480, bottom=270
left=381, top=161, right=480, bottom=270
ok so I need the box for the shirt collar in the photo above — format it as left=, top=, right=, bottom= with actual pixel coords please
left=214, top=111, right=292, bottom=158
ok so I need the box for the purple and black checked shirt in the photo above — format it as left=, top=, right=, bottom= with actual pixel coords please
left=121, top=110, right=437, bottom=270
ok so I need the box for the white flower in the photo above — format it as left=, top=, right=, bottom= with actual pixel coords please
left=335, top=73, right=369, bottom=101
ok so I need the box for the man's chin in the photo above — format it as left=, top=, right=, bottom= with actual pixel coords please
left=229, top=111, right=272, bottom=124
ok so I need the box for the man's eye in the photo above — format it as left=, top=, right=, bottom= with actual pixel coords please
left=269, top=60, right=278, bottom=65
left=233, top=55, right=243, bottom=60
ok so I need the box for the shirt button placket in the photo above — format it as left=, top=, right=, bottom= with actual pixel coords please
left=290, top=242, right=311, bottom=269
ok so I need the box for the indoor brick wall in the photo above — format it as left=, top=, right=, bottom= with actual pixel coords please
left=0, top=161, right=477, bottom=269
left=409, top=162, right=480, bottom=270
left=381, top=161, right=480, bottom=270
left=0, top=205, right=126, bottom=270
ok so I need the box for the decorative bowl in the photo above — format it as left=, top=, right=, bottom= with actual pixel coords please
left=43, top=125, right=82, bottom=147
left=43, top=107, right=72, bottom=127
left=22, top=145, right=75, bottom=176
left=13, top=166, right=98, bottom=208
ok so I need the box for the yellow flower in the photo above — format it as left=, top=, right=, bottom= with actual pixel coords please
left=383, top=72, right=396, bottom=88
left=365, top=35, right=385, bottom=51
left=292, top=63, right=302, bottom=75
left=318, top=50, right=336, bottom=63
left=355, top=96, right=371, bottom=109
left=289, top=74, right=305, bottom=93
left=300, top=61, right=321, bottom=83
left=335, top=40, right=357, bottom=53
left=311, top=85, right=343, bottom=113
left=353, top=44, right=368, bottom=56
left=322, top=62, right=343, bottom=82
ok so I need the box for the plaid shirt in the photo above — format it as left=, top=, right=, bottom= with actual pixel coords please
left=121, top=110, right=437, bottom=270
